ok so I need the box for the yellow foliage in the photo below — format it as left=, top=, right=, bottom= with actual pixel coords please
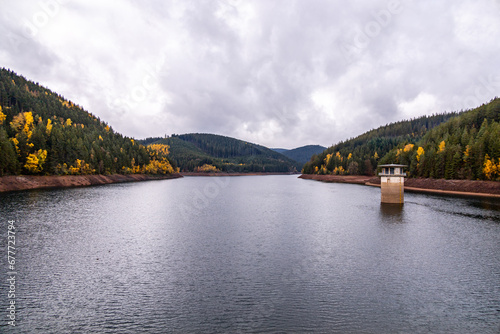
left=10, top=111, right=34, bottom=139
left=24, top=112, right=34, bottom=139
left=403, top=144, right=414, bottom=152
left=325, top=153, right=333, bottom=166
left=105, top=125, right=110, bottom=132
left=137, top=145, right=175, bottom=174
left=130, top=139, right=135, bottom=145
left=463, top=145, right=471, bottom=161
left=483, top=155, right=498, bottom=180
left=416, top=147, right=425, bottom=163
left=127, top=158, right=141, bottom=174
left=24, top=154, right=39, bottom=172
left=60, top=99, right=75, bottom=108
left=54, top=163, right=69, bottom=175
left=10, top=113, right=24, bottom=132
left=374, top=152, right=379, bottom=160
left=0, top=106, right=5, bottom=123
left=69, top=159, right=95, bottom=175
left=347, top=153, right=352, bottom=160
left=333, top=166, right=345, bottom=175
left=147, top=143, right=170, bottom=156
left=24, top=149, right=47, bottom=173
left=46, top=119, right=53, bottom=135
left=142, top=159, right=174, bottom=174
left=99, top=135, right=103, bottom=141
left=195, top=164, right=219, bottom=173
left=123, top=157, right=144, bottom=175
left=314, top=166, right=319, bottom=174
left=334, top=151, right=344, bottom=162
left=65, top=118, right=72, bottom=127
left=438, top=140, right=446, bottom=152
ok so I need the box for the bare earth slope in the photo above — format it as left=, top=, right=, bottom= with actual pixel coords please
left=299, top=174, right=500, bottom=198
left=0, top=174, right=182, bottom=193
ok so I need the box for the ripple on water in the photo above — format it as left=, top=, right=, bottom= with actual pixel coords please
left=0, top=176, right=499, bottom=333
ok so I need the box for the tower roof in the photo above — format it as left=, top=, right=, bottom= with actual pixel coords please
left=378, top=164, right=407, bottom=168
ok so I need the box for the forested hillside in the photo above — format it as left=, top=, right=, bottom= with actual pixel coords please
left=303, top=98, right=500, bottom=181
left=380, top=98, right=500, bottom=180
left=141, top=133, right=300, bottom=173
left=0, top=68, right=175, bottom=176
left=302, top=112, right=458, bottom=176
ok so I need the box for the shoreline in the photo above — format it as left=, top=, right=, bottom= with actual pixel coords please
left=181, top=172, right=298, bottom=177
left=2, top=172, right=498, bottom=198
left=0, top=173, right=183, bottom=193
left=298, top=174, right=500, bottom=198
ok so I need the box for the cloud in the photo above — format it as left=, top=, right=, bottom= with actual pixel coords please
left=1, top=0, right=499, bottom=148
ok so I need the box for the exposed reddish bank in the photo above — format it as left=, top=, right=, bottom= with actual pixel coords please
left=299, top=174, right=500, bottom=198
left=0, top=174, right=183, bottom=193
left=298, top=174, right=375, bottom=185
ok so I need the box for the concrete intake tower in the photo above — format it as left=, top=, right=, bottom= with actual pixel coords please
left=378, top=164, right=407, bottom=204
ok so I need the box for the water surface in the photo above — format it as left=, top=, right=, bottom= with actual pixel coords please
left=1, top=175, right=499, bottom=333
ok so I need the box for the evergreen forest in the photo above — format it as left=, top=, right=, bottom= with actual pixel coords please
left=303, top=98, right=500, bottom=181
left=141, top=134, right=300, bottom=173
left=0, top=68, right=175, bottom=176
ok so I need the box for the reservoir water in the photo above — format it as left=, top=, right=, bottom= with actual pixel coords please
left=1, top=175, right=499, bottom=333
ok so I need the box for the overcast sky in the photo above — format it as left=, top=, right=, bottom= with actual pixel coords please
left=1, top=0, right=499, bottom=148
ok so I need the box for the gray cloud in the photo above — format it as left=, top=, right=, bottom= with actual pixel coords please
left=0, top=0, right=499, bottom=148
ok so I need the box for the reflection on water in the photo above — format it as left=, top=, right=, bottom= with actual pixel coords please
left=379, top=203, right=404, bottom=221
left=472, top=197, right=500, bottom=213
left=0, top=176, right=499, bottom=333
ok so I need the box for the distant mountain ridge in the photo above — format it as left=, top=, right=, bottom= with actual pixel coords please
left=273, top=145, right=327, bottom=165
left=140, top=133, right=301, bottom=173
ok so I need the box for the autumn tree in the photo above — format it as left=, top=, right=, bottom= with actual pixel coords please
left=24, top=149, right=47, bottom=174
